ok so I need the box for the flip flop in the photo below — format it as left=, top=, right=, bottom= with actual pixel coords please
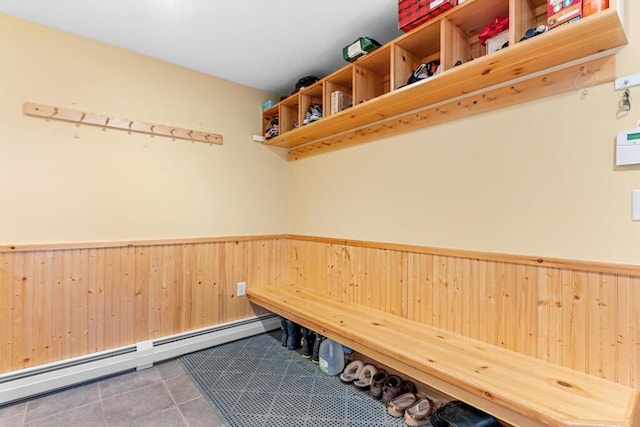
left=388, top=392, right=418, bottom=417
left=404, top=396, right=436, bottom=427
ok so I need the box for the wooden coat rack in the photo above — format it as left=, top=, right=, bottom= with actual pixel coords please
left=23, top=102, right=223, bottom=145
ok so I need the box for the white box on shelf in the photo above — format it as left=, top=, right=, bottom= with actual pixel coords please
left=486, top=30, right=509, bottom=54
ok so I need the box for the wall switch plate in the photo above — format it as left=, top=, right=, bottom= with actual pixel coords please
left=633, top=191, right=640, bottom=222
left=237, top=281, right=247, bottom=296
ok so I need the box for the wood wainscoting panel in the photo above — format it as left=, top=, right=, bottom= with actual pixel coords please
left=0, top=236, right=287, bottom=374
left=3, top=234, right=640, bottom=390
left=286, top=236, right=640, bottom=388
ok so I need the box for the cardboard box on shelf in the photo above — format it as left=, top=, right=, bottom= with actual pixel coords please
left=330, top=91, right=353, bottom=114
left=582, top=0, right=608, bottom=17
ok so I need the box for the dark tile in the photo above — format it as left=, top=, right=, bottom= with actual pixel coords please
left=24, top=401, right=104, bottom=427
left=179, top=397, right=225, bottom=427
left=156, top=359, right=186, bottom=380
left=164, top=375, right=202, bottom=405
left=0, top=401, right=26, bottom=425
left=114, top=406, right=186, bottom=427
left=24, top=382, right=100, bottom=424
left=102, top=382, right=174, bottom=426
left=99, top=367, right=162, bottom=399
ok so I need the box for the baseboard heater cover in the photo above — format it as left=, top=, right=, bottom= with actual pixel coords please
left=0, top=313, right=280, bottom=406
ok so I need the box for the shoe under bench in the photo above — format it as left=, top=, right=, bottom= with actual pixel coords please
left=247, top=283, right=640, bottom=427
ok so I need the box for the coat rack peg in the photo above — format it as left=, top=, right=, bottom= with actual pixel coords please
left=79, top=112, right=86, bottom=122
left=398, top=119, right=409, bottom=125
left=416, top=113, right=426, bottom=121
left=574, top=64, right=599, bottom=90
left=104, top=117, right=110, bottom=127
left=51, top=107, right=59, bottom=117
left=435, top=107, right=446, bottom=114
left=510, top=86, right=520, bottom=94
left=128, top=121, right=134, bottom=130
left=457, top=101, right=468, bottom=108
left=482, top=94, right=496, bottom=101
left=542, top=76, right=552, bottom=85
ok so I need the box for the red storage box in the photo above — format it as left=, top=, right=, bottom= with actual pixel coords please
left=399, top=0, right=457, bottom=32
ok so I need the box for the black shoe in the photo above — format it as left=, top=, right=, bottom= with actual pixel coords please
left=301, top=328, right=315, bottom=358
left=311, top=333, right=324, bottom=363
left=286, top=321, right=301, bottom=350
left=280, top=317, right=288, bottom=347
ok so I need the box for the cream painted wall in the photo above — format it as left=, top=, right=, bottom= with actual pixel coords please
left=0, top=14, right=288, bottom=244
left=289, top=2, right=640, bottom=265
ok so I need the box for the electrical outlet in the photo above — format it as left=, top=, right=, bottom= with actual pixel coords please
left=237, top=281, right=247, bottom=297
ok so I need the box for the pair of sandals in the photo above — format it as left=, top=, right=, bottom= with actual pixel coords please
left=388, top=393, right=439, bottom=426
left=339, top=360, right=377, bottom=389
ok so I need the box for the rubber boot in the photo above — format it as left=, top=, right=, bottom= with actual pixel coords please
left=280, top=317, right=288, bottom=347
left=301, top=328, right=316, bottom=359
left=311, top=333, right=324, bottom=363
left=286, top=321, right=301, bottom=350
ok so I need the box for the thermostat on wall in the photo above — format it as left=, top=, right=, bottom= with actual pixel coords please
left=616, top=128, right=640, bottom=166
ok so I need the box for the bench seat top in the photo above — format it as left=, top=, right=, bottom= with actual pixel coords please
left=248, top=283, right=640, bottom=427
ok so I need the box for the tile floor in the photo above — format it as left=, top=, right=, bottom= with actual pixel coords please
left=0, top=359, right=224, bottom=427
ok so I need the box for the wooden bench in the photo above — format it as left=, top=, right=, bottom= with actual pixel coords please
left=248, top=283, right=640, bottom=427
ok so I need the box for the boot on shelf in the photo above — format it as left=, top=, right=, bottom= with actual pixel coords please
left=286, top=320, right=301, bottom=350
left=301, top=328, right=316, bottom=359
left=311, top=333, right=324, bottom=363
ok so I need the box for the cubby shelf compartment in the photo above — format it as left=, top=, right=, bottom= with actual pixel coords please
left=264, top=8, right=627, bottom=160
left=289, top=55, right=616, bottom=160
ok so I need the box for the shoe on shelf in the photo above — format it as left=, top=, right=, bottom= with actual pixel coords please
left=353, top=364, right=377, bottom=390
left=280, top=317, right=288, bottom=347
left=286, top=320, right=301, bottom=350
left=308, top=104, right=322, bottom=122
left=264, top=125, right=278, bottom=139
left=401, top=380, right=417, bottom=395
left=311, top=333, right=324, bottom=363
left=404, top=395, right=437, bottom=427
left=388, top=392, right=418, bottom=418
left=369, top=369, right=388, bottom=400
left=339, top=360, right=364, bottom=384
left=301, top=328, right=315, bottom=358
left=381, top=375, right=403, bottom=405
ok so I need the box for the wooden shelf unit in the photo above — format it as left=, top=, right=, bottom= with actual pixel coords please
left=262, top=0, right=627, bottom=160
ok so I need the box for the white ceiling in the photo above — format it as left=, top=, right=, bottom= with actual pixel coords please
left=0, top=0, right=403, bottom=96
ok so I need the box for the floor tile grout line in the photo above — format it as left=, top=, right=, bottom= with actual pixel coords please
left=161, top=378, right=186, bottom=425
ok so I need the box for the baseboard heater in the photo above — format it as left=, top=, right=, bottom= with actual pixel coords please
left=0, top=313, right=280, bottom=406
